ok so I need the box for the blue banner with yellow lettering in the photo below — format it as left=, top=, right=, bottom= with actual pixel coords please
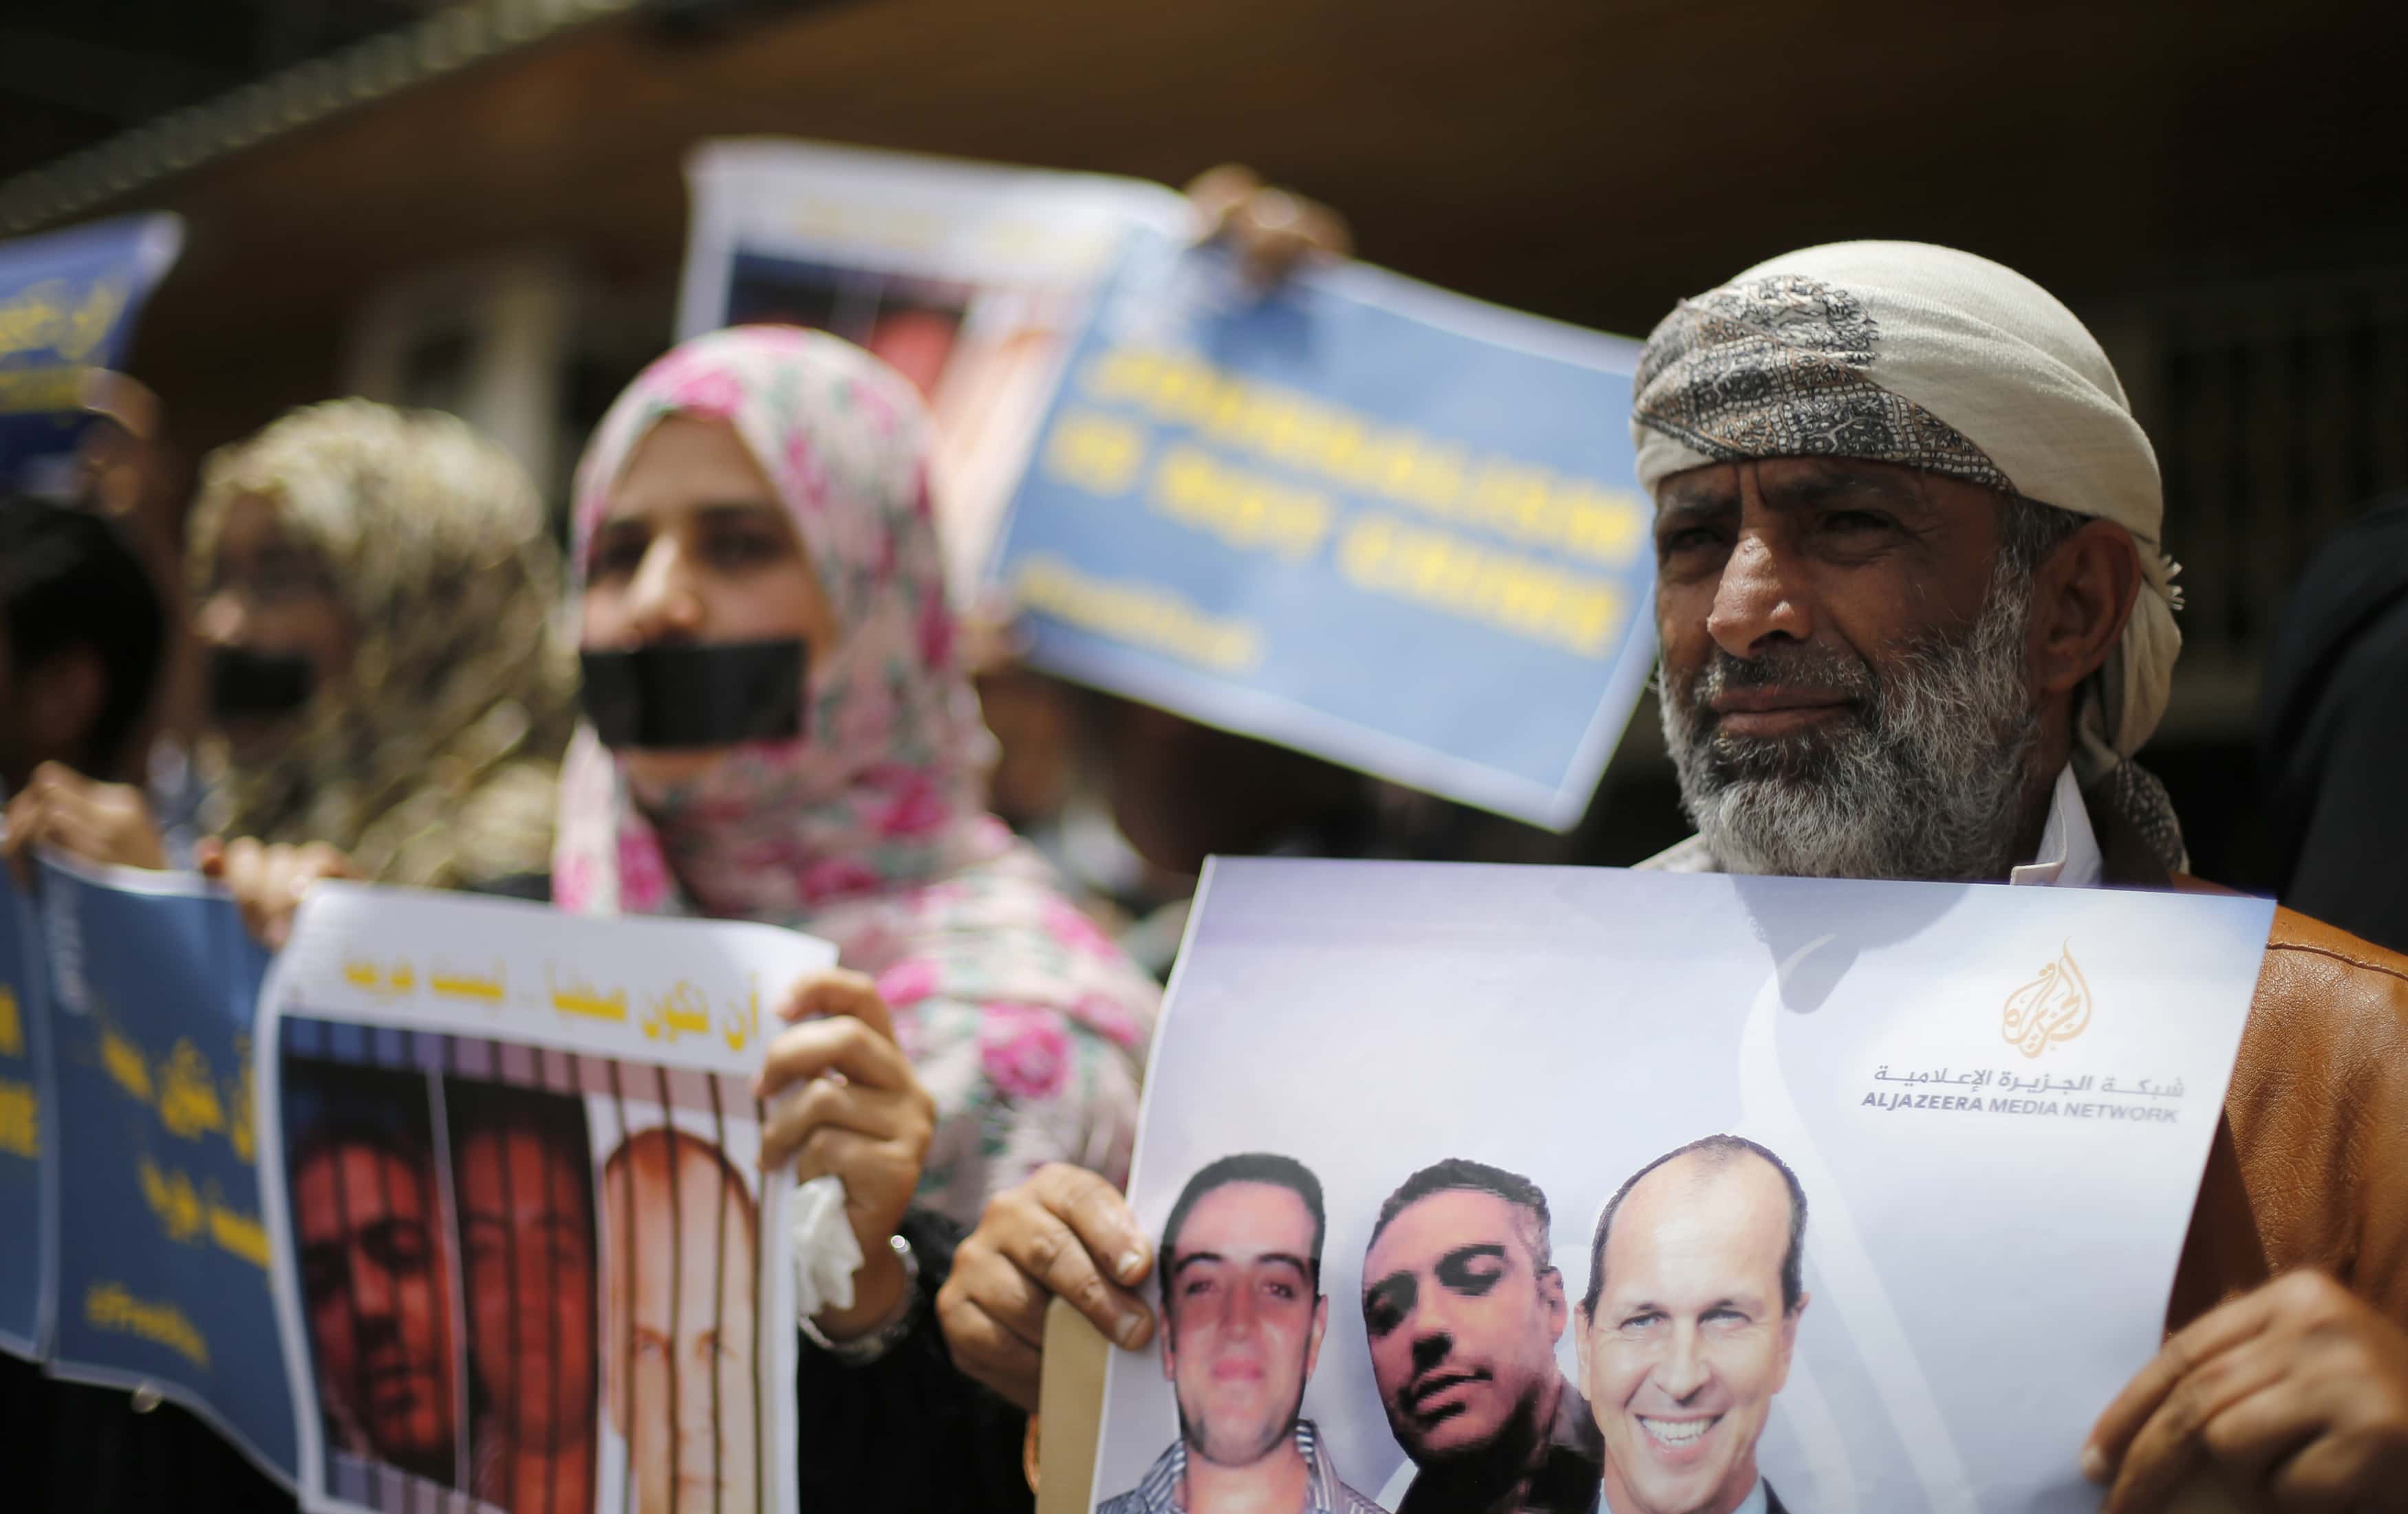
left=0, top=866, right=56, bottom=1358
left=39, top=857, right=297, bottom=1486
left=991, top=230, right=1654, bottom=829
left=0, top=214, right=183, bottom=497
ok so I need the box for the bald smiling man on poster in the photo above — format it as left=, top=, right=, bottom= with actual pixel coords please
left=1576, top=1138, right=1808, bottom=1514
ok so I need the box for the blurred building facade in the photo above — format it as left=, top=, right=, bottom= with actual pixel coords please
left=7, top=0, right=2407, bottom=881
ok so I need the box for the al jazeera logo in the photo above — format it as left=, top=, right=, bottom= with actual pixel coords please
left=2002, top=942, right=2092, bottom=1057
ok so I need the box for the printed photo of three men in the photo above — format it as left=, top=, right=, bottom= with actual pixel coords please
left=1084, top=851, right=2274, bottom=1514
left=280, top=1026, right=770, bottom=1514
left=1100, top=1138, right=1805, bottom=1514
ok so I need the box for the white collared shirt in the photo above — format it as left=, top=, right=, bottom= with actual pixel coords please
left=2006, top=764, right=2102, bottom=889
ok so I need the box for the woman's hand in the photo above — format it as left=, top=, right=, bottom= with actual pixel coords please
left=754, top=969, right=937, bottom=1340
left=195, top=836, right=359, bottom=949
left=3, top=762, right=167, bottom=880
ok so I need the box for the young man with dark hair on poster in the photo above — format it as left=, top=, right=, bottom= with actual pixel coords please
left=290, top=1116, right=459, bottom=1487
left=1103, top=1152, right=1384, bottom=1514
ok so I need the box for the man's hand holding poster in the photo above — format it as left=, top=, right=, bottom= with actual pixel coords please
left=1084, top=859, right=2275, bottom=1513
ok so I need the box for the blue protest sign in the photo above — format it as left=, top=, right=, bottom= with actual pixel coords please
left=39, top=857, right=297, bottom=1487
left=0, top=866, right=56, bottom=1359
left=991, top=230, right=1655, bottom=829
left=0, top=214, right=183, bottom=497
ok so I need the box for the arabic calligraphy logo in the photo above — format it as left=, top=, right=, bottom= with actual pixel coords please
left=2002, top=942, right=2092, bottom=1058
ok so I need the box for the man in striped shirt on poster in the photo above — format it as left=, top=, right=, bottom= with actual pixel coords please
left=1101, top=1153, right=1386, bottom=1514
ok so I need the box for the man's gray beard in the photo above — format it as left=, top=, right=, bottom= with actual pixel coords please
left=1661, top=561, right=2045, bottom=883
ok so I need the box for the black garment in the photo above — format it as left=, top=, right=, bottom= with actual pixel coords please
left=0, top=1354, right=294, bottom=1512
left=794, top=1207, right=1033, bottom=1513
left=2261, top=498, right=2408, bottom=955
left=1397, top=1378, right=1604, bottom=1514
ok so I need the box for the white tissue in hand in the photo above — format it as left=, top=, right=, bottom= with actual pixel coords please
left=789, top=1172, right=866, bottom=1324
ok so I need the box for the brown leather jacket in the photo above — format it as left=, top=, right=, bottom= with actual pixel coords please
left=2090, top=800, right=2408, bottom=1332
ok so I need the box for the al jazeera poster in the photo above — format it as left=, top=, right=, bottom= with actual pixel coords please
left=1086, top=859, right=2271, bottom=1514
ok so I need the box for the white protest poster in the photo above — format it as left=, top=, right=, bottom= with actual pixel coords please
left=256, top=883, right=836, bottom=1514
left=678, top=138, right=1188, bottom=599
left=1089, top=858, right=2273, bottom=1514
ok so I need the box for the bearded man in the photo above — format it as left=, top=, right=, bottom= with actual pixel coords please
left=1629, top=240, right=2408, bottom=1511
left=941, top=242, right=2408, bottom=1513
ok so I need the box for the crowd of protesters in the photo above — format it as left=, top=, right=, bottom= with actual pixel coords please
left=2, top=171, right=2405, bottom=1514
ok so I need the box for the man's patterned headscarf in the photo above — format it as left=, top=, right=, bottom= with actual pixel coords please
left=1631, top=242, right=2185, bottom=867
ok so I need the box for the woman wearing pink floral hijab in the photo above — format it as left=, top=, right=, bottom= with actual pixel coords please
left=555, top=326, right=1159, bottom=1226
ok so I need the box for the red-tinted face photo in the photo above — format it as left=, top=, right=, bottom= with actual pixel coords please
left=451, top=1095, right=599, bottom=1514
left=293, top=1136, right=458, bottom=1482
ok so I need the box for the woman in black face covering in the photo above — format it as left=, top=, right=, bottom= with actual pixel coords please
left=9, top=400, right=575, bottom=913
left=173, top=400, right=576, bottom=925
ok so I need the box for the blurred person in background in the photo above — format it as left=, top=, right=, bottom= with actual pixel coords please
left=186, top=400, right=576, bottom=905
left=0, top=493, right=165, bottom=805
left=72, top=371, right=211, bottom=845
left=13, top=400, right=579, bottom=932
left=6, top=374, right=206, bottom=863
left=0, top=491, right=203, bottom=1513
left=2259, top=495, right=2408, bottom=956
left=557, top=321, right=1160, bottom=1512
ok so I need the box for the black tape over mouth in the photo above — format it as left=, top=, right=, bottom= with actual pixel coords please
left=207, top=645, right=315, bottom=721
left=579, top=638, right=806, bottom=751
